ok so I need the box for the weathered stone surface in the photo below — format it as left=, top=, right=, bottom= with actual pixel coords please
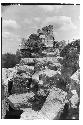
left=69, top=90, right=79, bottom=108
left=70, top=69, right=80, bottom=84
left=70, top=72, right=80, bottom=98
left=2, top=37, right=80, bottom=119
left=67, top=70, right=80, bottom=109
left=32, top=68, right=67, bottom=92
left=40, top=87, right=67, bottom=120
left=34, top=57, right=62, bottom=73
left=37, top=88, right=47, bottom=97
left=34, top=57, right=60, bottom=67
left=16, top=65, right=34, bottom=75
left=2, top=68, right=17, bottom=87
left=46, top=50, right=60, bottom=57
left=2, top=68, right=8, bottom=82
left=20, top=87, right=67, bottom=120
left=32, top=69, right=61, bottom=81
left=2, top=99, right=9, bottom=119
left=20, top=108, right=49, bottom=120
left=2, top=80, right=9, bottom=119
left=20, top=58, right=35, bottom=65
left=47, top=62, right=61, bottom=71
left=2, top=99, right=7, bottom=119
left=8, top=92, right=35, bottom=110
left=2, top=40, right=80, bottom=119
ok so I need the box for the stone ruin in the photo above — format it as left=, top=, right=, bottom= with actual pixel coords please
left=2, top=39, right=80, bottom=120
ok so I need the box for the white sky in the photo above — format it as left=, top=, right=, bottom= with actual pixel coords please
left=2, top=4, right=80, bottom=54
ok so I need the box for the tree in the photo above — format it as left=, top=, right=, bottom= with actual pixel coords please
left=20, top=33, right=46, bottom=58
left=41, top=25, right=55, bottom=47
left=2, top=53, right=19, bottom=68
left=60, top=39, right=80, bottom=81
left=16, top=49, right=21, bottom=62
left=42, top=25, right=54, bottom=37
left=19, top=25, right=56, bottom=58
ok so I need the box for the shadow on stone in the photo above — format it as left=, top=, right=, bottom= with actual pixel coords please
left=5, top=105, right=23, bottom=119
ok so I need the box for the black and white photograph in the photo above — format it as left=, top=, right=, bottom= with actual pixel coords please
left=1, top=2, right=80, bottom=120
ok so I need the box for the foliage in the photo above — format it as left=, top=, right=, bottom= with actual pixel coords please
left=42, top=25, right=54, bottom=37
left=11, top=75, right=29, bottom=94
left=55, top=40, right=67, bottom=51
left=60, top=39, right=80, bottom=57
left=20, top=25, right=55, bottom=58
left=20, top=34, right=46, bottom=57
left=2, top=52, right=21, bottom=68
left=60, top=39, right=80, bottom=81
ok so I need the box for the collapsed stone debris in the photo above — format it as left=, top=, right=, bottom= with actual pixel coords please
left=2, top=35, right=80, bottom=119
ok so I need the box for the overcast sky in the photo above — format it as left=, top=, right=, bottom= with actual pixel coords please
left=2, top=4, right=80, bottom=54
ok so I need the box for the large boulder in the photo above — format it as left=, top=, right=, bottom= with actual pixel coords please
left=7, top=92, right=35, bottom=110
left=2, top=99, right=8, bottom=119
left=32, top=69, right=60, bottom=84
left=2, top=81, right=9, bottom=119
left=20, top=87, right=67, bottom=120
left=2, top=68, right=11, bottom=118
left=40, top=87, right=67, bottom=120
left=7, top=68, right=17, bottom=78
left=69, top=90, right=79, bottom=108
left=32, top=69, right=61, bottom=81
left=70, top=69, right=80, bottom=85
left=20, top=108, right=49, bottom=120
left=32, top=68, right=66, bottom=91
left=2, top=68, right=8, bottom=83
left=2, top=67, right=17, bottom=86
left=67, top=70, right=80, bottom=109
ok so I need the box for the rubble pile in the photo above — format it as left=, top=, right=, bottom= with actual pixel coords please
left=2, top=39, right=80, bottom=119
